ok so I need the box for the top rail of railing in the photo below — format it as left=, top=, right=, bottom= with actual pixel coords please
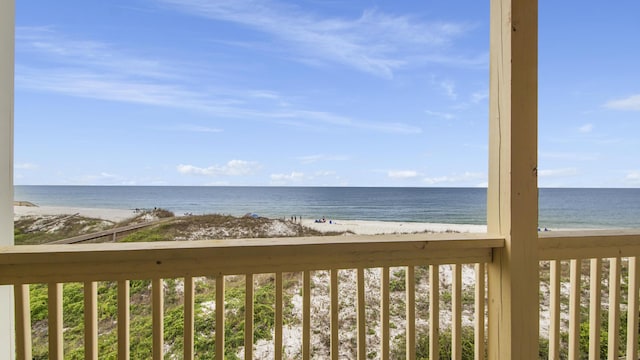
left=539, top=229, right=640, bottom=260
left=0, top=232, right=502, bottom=284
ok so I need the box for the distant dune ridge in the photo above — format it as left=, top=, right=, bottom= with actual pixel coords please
left=14, top=204, right=137, bottom=223
left=14, top=203, right=485, bottom=235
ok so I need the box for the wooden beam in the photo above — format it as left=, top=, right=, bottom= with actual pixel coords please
left=487, top=0, right=539, bottom=359
left=0, top=235, right=503, bottom=285
left=0, top=1, right=15, bottom=358
left=539, top=231, right=640, bottom=260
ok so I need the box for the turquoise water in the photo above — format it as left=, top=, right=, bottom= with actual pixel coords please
left=13, top=186, right=640, bottom=229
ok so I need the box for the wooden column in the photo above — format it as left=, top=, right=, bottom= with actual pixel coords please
left=0, top=1, right=15, bottom=359
left=487, top=0, right=539, bottom=359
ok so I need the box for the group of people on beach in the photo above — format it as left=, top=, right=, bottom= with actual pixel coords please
left=287, top=215, right=336, bottom=224
left=314, top=216, right=334, bottom=224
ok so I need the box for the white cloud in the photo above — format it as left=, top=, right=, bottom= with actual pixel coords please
left=423, top=171, right=485, bottom=185
left=270, top=171, right=305, bottom=183
left=425, top=110, right=454, bottom=120
left=314, top=170, right=337, bottom=177
left=16, top=66, right=232, bottom=113
left=388, top=170, right=419, bottom=179
left=439, top=80, right=457, bottom=100
left=605, top=94, right=640, bottom=111
left=156, top=0, right=477, bottom=78
left=177, top=160, right=259, bottom=176
left=73, top=172, right=138, bottom=185
left=297, top=154, right=349, bottom=164
left=538, top=168, right=578, bottom=178
left=578, top=123, right=593, bottom=133
left=539, top=152, right=599, bottom=161
left=15, top=163, right=38, bottom=170
left=17, top=27, right=177, bottom=80
left=625, top=171, right=640, bottom=184
left=16, top=29, right=421, bottom=135
left=175, top=125, right=223, bottom=133
left=471, top=89, right=488, bottom=103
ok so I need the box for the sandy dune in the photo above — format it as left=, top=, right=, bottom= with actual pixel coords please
left=13, top=205, right=137, bottom=223
left=14, top=205, right=487, bottom=235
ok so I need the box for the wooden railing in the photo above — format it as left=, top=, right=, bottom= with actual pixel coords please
left=539, top=230, right=640, bottom=360
left=0, top=233, right=502, bottom=359
left=4, top=230, right=640, bottom=359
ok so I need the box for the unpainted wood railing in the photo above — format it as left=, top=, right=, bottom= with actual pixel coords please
left=0, top=233, right=501, bottom=359
left=539, top=230, right=640, bottom=360
left=5, top=230, right=640, bottom=359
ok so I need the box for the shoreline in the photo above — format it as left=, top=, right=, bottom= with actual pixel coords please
left=14, top=205, right=488, bottom=235
left=300, top=218, right=486, bottom=235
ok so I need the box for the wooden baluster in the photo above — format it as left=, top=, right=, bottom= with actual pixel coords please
left=549, top=261, right=561, bottom=360
left=568, top=259, right=581, bottom=360
left=14, top=284, right=32, bottom=360
left=406, top=266, right=415, bottom=360
left=152, top=278, right=164, bottom=360
left=331, top=269, right=339, bottom=360
left=245, top=274, right=254, bottom=360
left=48, top=282, right=63, bottom=359
left=475, top=263, right=485, bottom=360
left=84, top=281, right=98, bottom=360
left=357, top=268, right=366, bottom=360
left=216, top=275, right=225, bottom=360
left=275, top=273, right=283, bottom=360
left=452, top=264, right=462, bottom=360
left=184, top=276, right=194, bottom=360
left=303, top=271, right=311, bottom=359
left=626, top=257, right=639, bottom=360
left=118, top=280, right=130, bottom=360
left=588, top=259, right=602, bottom=360
left=381, top=267, right=390, bottom=360
left=607, top=258, right=620, bottom=360
left=430, top=265, right=440, bottom=360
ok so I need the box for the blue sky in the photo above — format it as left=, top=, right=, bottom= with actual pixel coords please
left=13, top=1, right=640, bottom=187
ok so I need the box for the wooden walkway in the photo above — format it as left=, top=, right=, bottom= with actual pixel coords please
left=49, top=217, right=175, bottom=244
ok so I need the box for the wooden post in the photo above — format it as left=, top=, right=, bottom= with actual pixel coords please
left=487, top=0, right=539, bottom=358
left=0, top=1, right=15, bottom=358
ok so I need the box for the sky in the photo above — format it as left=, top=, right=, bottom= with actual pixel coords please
left=13, top=1, right=640, bottom=187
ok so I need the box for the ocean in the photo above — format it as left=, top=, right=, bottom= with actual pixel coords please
left=13, top=186, right=640, bottom=229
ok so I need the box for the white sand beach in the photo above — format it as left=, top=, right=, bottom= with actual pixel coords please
left=13, top=205, right=137, bottom=223
left=301, top=218, right=486, bottom=235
